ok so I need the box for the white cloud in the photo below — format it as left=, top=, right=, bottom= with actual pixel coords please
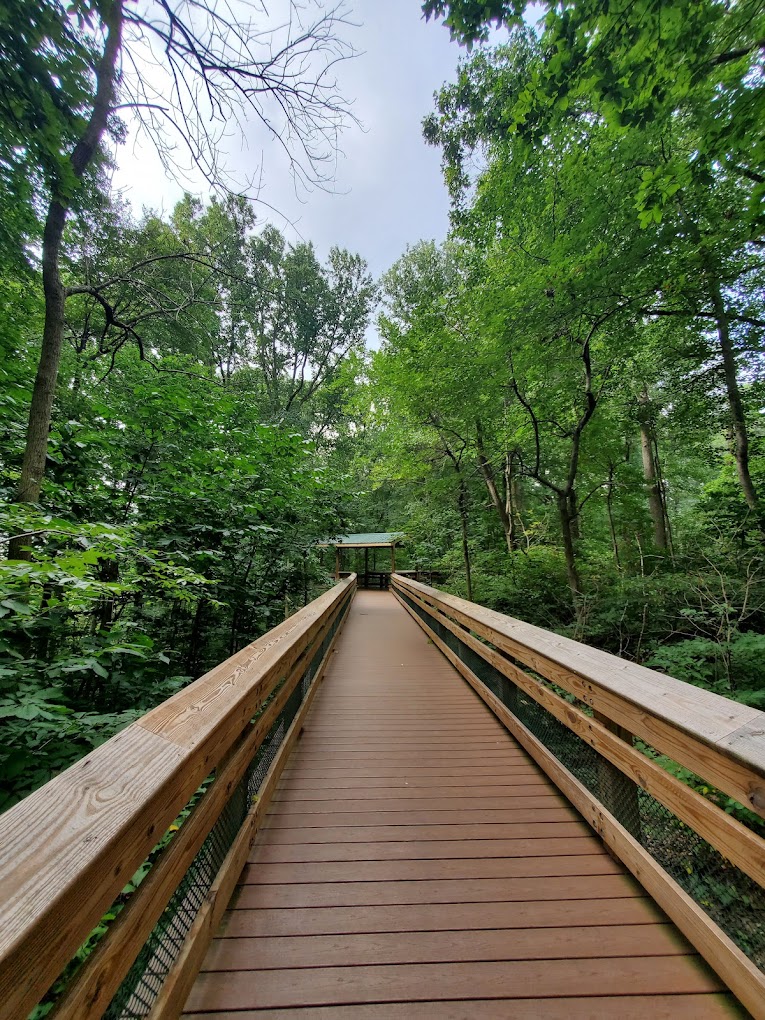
left=111, top=0, right=461, bottom=285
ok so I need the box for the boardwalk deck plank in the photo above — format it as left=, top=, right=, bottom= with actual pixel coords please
left=240, top=855, right=621, bottom=884
left=183, top=996, right=743, bottom=1020
left=181, top=590, right=740, bottom=1017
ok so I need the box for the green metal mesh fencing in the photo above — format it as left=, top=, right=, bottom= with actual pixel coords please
left=398, top=590, right=765, bottom=973
left=101, top=594, right=351, bottom=1019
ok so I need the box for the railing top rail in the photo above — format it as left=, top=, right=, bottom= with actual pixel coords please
left=0, top=574, right=356, bottom=1015
left=392, top=573, right=765, bottom=811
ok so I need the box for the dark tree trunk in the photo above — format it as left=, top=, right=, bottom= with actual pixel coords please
left=13, top=202, right=67, bottom=512
left=568, top=488, right=580, bottom=541
left=558, top=492, right=582, bottom=602
left=457, top=476, right=473, bottom=602
left=9, top=1, right=124, bottom=559
left=475, top=421, right=516, bottom=552
left=606, top=462, right=621, bottom=570
left=638, top=391, right=668, bottom=550
left=708, top=277, right=759, bottom=513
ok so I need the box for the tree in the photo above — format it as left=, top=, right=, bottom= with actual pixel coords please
left=423, top=0, right=765, bottom=228
left=8, top=0, right=355, bottom=556
left=425, top=32, right=765, bottom=521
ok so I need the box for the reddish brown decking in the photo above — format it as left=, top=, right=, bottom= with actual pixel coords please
left=182, top=590, right=743, bottom=1018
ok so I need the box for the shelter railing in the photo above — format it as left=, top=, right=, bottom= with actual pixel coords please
left=391, top=572, right=765, bottom=1020
left=0, top=574, right=356, bottom=1020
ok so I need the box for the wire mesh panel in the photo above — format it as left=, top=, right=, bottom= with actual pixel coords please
left=103, top=594, right=351, bottom=1019
left=397, top=589, right=765, bottom=974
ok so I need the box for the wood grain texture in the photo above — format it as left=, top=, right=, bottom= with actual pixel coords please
left=248, top=836, right=617, bottom=863
left=393, top=574, right=765, bottom=816
left=232, top=872, right=640, bottom=907
left=0, top=725, right=191, bottom=1020
left=185, top=957, right=724, bottom=1011
left=181, top=590, right=736, bottom=1019
left=182, top=996, right=745, bottom=1020
left=199, top=923, right=692, bottom=969
left=217, top=898, right=662, bottom=937
left=239, top=854, right=621, bottom=884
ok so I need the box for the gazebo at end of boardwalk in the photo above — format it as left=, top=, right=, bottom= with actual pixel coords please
left=317, top=531, right=405, bottom=586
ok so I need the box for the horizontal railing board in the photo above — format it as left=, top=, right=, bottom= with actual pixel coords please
left=148, top=592, right=348, bottom=1020
left=0, top=575, right=355, bottom=1020
left=393, top=574, right=765, bottom=817
left=140, top=580, right=354, bottom=754
left=50, top=586, right=353, bottom=1020
left=395, top=580, right=765, bottom=890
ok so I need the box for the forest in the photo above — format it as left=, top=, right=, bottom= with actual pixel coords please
left=1, top=0, right=764, bottom=814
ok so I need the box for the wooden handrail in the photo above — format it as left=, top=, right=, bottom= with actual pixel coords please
left=391, top=573, right=765, bottom=1019
left=0, top=575, right=356, bottom=1020
left=392, top=574, right=765, bottom=815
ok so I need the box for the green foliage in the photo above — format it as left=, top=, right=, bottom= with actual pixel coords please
left=0, top=190, right=372, bottom=809
left=0, top=0, right=98, bottom=257
left=424, top=0, right=765, bottom=229
left=467, top=547, right=575, bottom=628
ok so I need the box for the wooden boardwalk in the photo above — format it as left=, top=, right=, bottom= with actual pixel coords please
left=182, top=590, right=742, bottom=1018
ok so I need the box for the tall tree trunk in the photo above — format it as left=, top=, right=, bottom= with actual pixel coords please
left=11, top=201, right=67, bottom=513
left=558, top=492, right=582, bottom=603
left=475, top=420, right=515, bottom=552
left=568, top=488, right=580, bottom=541
left=8, top=1, right=123, bottom=560
left=638, top=390, right=668, bottom=550
left=505, top=457, right=527, bottom=550
left=708, top=276, right=759, bottom=512
left=456, top=475, right=473, bottom=602
left=606, top=462, right=622, bottom=570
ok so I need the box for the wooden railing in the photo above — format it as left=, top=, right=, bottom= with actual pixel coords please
left=0, top=574, right=356, bottom=1020
left=392, top=573, right=765, bottom=1020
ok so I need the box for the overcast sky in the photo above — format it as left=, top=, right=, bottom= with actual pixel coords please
left=111, top=1, right=469, bottom=288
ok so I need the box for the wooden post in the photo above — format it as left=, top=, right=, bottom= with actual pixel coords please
left=391, top=544, right=396, bottom=574
left=364, top=548, right=369, bottom=589
left=594, top=711, right=642, bottom=841
left=334, top=546, right=340, bottom=580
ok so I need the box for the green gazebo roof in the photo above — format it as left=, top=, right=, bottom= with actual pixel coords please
left=318, top=532, right=404, bottom=548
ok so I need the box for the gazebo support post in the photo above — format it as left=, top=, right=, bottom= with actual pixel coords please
left=335, top=546, right=340, bottom=580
